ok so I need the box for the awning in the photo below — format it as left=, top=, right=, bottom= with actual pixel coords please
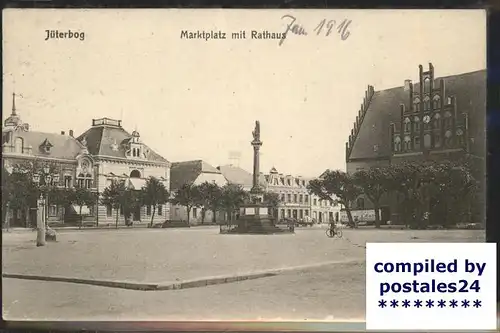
left=71, top=205, right=90, bottom=215
left=127, top=178, right=147, bottom=190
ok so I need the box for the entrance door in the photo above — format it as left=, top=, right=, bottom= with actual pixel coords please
left=318, top=212, right=323, bottom=223
left=292, top=210, right=298, bottom=219
left=380, top=206, right=390, bottom=223
left=133, top=206, right=141, bottom=221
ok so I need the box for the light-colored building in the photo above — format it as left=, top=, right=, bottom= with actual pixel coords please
left=310, top=195, right=340, bottom=223
left=263, top=167, right=311, bottom=221
left=217, top=165, right=340, bottom=223
left=170, top=160, right=227, bottom=224
left=2, top=95, right=94, bottom=227
left=77, top=117, right=171, bottom=226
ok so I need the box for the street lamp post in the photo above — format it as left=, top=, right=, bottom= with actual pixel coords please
left=33, top=167, right=59, bottom=246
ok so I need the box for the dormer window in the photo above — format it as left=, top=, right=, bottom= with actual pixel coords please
left=39, top=138, right=53, bottom=154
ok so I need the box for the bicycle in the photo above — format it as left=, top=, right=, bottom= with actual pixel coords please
left=326, top=227, right=342, bottom=238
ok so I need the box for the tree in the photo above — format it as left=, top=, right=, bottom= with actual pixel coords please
left=141, top=177, right=169, bottom=227
left=308, top=170, right=361, bottom=227
left=101, top=180, right=127, bottom=229
left=2, top=165, right=11, bottom=228
left=121, top=189, right=142, bottom=226
left=170, top=184, right=201, bottom=224
left=263, top=191, right=281, bottom=219
left=69, top=186, right=97, bottom=229
left=197, top=182, right=223, bottom=224
left=220, top=184, right=249, bottom=222
left=3, top=163, right=42, bottom=227
left=424, top=161, right=477, bottom=227
left=47, top=187, right=73, bottom=223
left=353, top=167, right=391, bottom=228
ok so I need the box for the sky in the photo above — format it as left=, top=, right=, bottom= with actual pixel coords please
left=3, top=9, right=486, bottom=178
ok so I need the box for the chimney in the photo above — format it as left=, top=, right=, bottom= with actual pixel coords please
left=404, top=80, right=412, bottom=92
left=69, top=130, right=74, bottom=137
left=61, top=131, right=65, bottom=135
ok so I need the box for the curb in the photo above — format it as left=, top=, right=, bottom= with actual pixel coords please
left=2, top=258, right=362, bottom=291
left=2, top=272, right=278, bottom=291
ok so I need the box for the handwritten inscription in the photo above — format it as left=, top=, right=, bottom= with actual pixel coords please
left=280, top=15, right=351, bottom=46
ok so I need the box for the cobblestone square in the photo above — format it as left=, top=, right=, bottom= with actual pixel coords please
left=2, top=227, right=484, bottom=320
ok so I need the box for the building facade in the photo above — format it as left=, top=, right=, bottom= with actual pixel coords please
left=2, top=101, right=171, bottom=227
left=2, top=94, right=97, bottom=227
left=170, top=160, right=228, bottom=224
left=217, top=165, right=339, bottom=223
left=77, top=117, right=171, bottom=226
left=345, top=64, right=486, bottom=224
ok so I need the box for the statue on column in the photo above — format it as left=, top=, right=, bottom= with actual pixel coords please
left=252, top=121, right=260, bottom=142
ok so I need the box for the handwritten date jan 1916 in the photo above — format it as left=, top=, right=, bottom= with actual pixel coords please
left=280, top=15, right=352, bottom=46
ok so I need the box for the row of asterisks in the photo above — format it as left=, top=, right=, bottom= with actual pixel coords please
left=378, top=299, right=482, bottom=309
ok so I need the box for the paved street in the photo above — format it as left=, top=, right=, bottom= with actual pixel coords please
left=2, top=227, right=484, bottom=320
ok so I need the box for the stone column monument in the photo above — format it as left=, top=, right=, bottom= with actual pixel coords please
left=250, top=121, right=264, bottom=204
left=224, top=121, right=292, bottom=234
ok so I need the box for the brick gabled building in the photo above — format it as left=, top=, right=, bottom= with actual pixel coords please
left=345, top=64, right=486, bottom=224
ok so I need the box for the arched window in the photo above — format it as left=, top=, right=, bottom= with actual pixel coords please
left=394, top=136, right=401, bottom=152
left=15, top=137, right=23, bottom=153
left=456, top=128, right=465, bottom=146
left=423, top=96, right=431, bottom=110
left=445, top=130, right=453, bottom=147
left=413, top=98, right=420, bottom=111
left=403, top=136, right=411, bottom=151
left=444, top=111, right=452, bottom=128
left=434, top=133, right=442, bottom=148
left=424, top=78, right=431, bottom=93
left=413, top=116, right=420, bottom=132
left=433, top=95, right=441, bottom=109
left=414, top=136, right=421, bottom=150
left=434, top=113, right=441, bottom=129
left=77, top=173, right=93, bottom=188
left=130, top=170, right=141, bottom=178
left=424, top=134, right=432, bottom=148
left=404, top=117, right=411, bottom=132
left=356, top=197, right=365, bottom=209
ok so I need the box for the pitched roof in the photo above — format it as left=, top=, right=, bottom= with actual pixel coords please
left=77, top=124, right=168, bottom=163
left=170, top=160, right=221, bottom=190
left=217, top=164, right=253, bottom=187
left=217, top=164, right=269, bottom=188
left=3, top=129, right=84, bottom=160
left=348, top=69, right=486, bottom=161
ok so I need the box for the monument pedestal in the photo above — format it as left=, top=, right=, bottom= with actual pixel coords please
left=228, top=204, right=293, bottom=234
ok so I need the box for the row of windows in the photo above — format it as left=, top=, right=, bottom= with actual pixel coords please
left=106, top=205, right=163, bottom=217
left=271, top=178, right=307, bottom=187
left=393, top=129, right=465, bottom=152
left=403, top=112, right=453, bottom=133
left=281, top=193, right=309, bottom=204
left=277, top=193, right=336, bottom=207
left=34, top=174, right=93, bottom=189
left=48, top=205, right=95, bottom=217
left=280, top=208, right=310, bottom=219
left=413, top=95, right=452, bottom=112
